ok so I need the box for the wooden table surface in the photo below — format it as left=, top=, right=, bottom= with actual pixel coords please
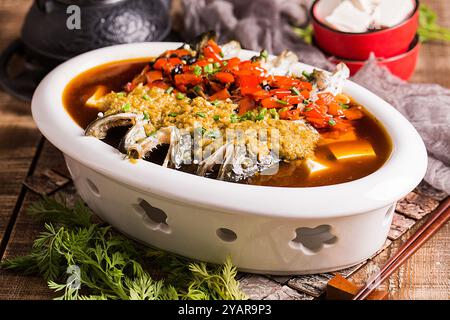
left=0, top=0, right=449, bottom=300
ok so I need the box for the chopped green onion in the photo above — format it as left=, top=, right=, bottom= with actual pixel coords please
left=291, top=87, right=301, bottom=96
left=302, top=71, right=313, bottom=81
left=117, top=92, right=126, bottom=97
left=278, top=107, right=288, bottom=114
left=213, top=62, right=221, bottom=69
left=240, top=112, right=254, bottom=121
left=219, top=52, right=224, bottom=58
left=203, top=64, right=214, bottom=74
left=143, top=111, right=150, bottom=120
left=168, top=112, right=178, bottom=117
left=230, top=114, right=239, bottom=123
left=175, top=92, right=185, bottom=100
left=260, top=49, right=269, bottom=59
left=201, top=127, right=207, bottom=135
left=269, top=108, right=279, bottom=119
left=255, top=114, right=265, bottom=121
left=121, top=103, right=131, bottom=112
left=303, top=99, right=310, bottom=105
left=340, top=103, right=350, bottom=109
left=142, top=94, right=150, bottom=101
left=193, top=85, right=202, bottom=93
left=222, top=61, right=228, bottom=66
left=193, top=65, right=202, bottom=76
left=255, top=108, right=267, bottom=121
left=211, top=100, right=220, bottom=106
left=328, top=119, right=336, bottom=126
left=304, top=107, right=312, bottom=112
left=196, top=112, right=206, bottom=118
left=277, top=99, right=288, bottom=105
left=165, top=87, right=174, bottom=94
left=213, top=115, right=220, bottom=121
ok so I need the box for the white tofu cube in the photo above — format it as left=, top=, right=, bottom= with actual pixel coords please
left=328, top=140, right=376, bottom=160
left=306, top=159, right=329, bottom=175
left=85, top=85, right=108, bottom=108
left=351, top=0, right=378, bottom=14
left=373, top=0, right=415, bottom=28
left=325, top=1, right=373, bottom=33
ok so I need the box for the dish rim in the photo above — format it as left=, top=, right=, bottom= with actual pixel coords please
left=31, top=42, right=427, bottom=219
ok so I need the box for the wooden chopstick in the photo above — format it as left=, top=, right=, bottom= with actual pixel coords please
left=353, top=197, right=450, bottom=300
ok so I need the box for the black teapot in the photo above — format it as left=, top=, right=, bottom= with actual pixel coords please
left=0, top=0, right=172, bottom=101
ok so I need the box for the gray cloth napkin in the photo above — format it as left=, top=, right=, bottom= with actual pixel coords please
left=181, top=0, right=450, bottom=195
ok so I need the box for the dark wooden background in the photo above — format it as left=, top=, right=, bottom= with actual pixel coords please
left=0, top=0, right=448, bottom=299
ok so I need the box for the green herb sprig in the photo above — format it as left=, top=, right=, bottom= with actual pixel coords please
left=418, top=4, right=450, bottom=43
left=0, top=197, right=247, bottom=301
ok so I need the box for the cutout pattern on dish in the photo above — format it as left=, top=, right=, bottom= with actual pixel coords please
left=290, top=225, right=337, bottom=254
left=134, top=199, right=170, bottom=233
left=86, top=179, right=100, bottom=197
left=216, top=228, right=237, bottom=242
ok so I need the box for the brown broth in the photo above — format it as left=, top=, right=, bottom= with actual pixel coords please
left=63, top=59, right=392, bottom=188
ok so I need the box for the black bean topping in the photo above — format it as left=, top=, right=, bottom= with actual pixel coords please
left=186, top=56, right=197, bottom=65
left=171, top=64, right=183, bottom=77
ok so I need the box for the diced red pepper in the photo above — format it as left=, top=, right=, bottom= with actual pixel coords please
left=174, top=73, right=202, bottom=86
left=214, top=72, right=235, bottom=84
left=271, top=76, right=299, bottom=88
left=207, top=40, right=222, bottom=55
left=238, top=97, right=256, bottom=115
left=300, top=90, right=310, bottom=99
left=282, top=95, right=303, bottom=105
left=210, top=88, right=231, bottom=101
left=146, top=70, right=163, bottom=83
left=297, top=81, right=313, bottom=90
left=327, top=102, right=344, bottom=117
left=316, top=93, right=335, bottom=105
left=147, top=80, right=170, bottom=90
left=284, top=108, right=302, bottom=120
left=343, top=107, right=364, bottom=120
left=203, top=46, right=222, bottom=61
left=152, top=58, right=167, bottom=70
left=270, top=89, right=291, bottom=98
left=261, top=97, right=286, bottom=109
left=238, top=75, right=260, bottom=88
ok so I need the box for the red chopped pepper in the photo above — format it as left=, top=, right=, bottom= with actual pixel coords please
left=238, top=97, right=256, bottom=115
left=146, top=70, right=163, bottom=83
left=214, top=72, right=235, bottom=84
left=174, top=73, right=202, bottom=86
left=210, top=88, right=231, bottom=101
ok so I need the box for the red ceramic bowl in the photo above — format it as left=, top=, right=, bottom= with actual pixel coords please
left=311, top=0, right=419, bottom=60
left=327, top=35, right=420, bottom=80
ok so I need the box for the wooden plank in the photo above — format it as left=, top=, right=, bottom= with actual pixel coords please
left=238, top=275, right=282, bottom=300
left=388, top=213, right=416, bottom=240
left=396, top=192, right=440, bottom=220
left=0, top=141, right=70, bottom=300
left=0, top=0, right=41, bottom=255
left=287, top=273, right=334, bottom=297
left=264, top=285, right=314, bottom=300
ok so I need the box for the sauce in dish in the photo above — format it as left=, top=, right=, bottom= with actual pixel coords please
left=63, top=35, right=392, bottom=188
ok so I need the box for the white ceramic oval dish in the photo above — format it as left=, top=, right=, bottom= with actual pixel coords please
left=31, top=43, right=427, bottom=275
